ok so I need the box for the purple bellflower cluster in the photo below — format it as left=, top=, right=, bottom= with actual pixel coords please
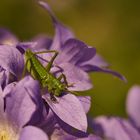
left=0, top=1, right=130, bottom=140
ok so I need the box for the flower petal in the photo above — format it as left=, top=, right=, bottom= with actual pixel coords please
left=80, top=64, right=126, bottom=82
left=16, top=42, right=38, bottom=54
left=4, top=76, right=44, bottom=127
left=126, top=85, right=140, bottom=129
left=56, top=39, right=96, bottom=65
left=0, top=66, right=7, bottom=88
left=59, top=62, right=92, bottom=91
left=0, top=45, right=24, bottom=78
left=78, top=54, right=109, bottom=69
left=20, top=126, right=49, bottom=140
left=0, top=86, right=5, bottom=120
left=40, top=108, right=57, bottom=135
left=51, top=126, right=100, bottom=140
left=50, top=127, right=76, bottom=140
left=93, top=116, right=140, bottom=140
left=32, top=35, right=52, bottom=50
left=0, top=28, right=18, bottom=46
left=38, top=1, right=74, bottom=50
left=43, top=93, right=87, bottom=132
left=2, top=82, right=16, bottom=97
left=77, top=134, right=102, bottom=140
left=78, top=96, right=91, bottom=113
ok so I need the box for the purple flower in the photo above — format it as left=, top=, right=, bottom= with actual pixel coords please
left=0, top=32, right=90, bottom=134
left=92, top=85, right=140, bottom=140
left=13, top=1, right=126, bottom=134
left=0, top=76, right=49, bottom=140
left=0, top=1, right=127, bottom=139
left=16, top=1, right=126, bottom=91
left=38, top=1, right=126, bottom=83
left=17, top=1, right=126, bottom=90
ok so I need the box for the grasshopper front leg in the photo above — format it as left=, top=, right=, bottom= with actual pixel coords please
left=34, top=50, right=58, bottom=72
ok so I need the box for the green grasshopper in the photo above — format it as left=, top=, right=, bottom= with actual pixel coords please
left=23, top=48, right=74, bottom=101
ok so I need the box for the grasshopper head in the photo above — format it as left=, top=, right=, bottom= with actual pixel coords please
left=25, top=49, right=34, bottom=58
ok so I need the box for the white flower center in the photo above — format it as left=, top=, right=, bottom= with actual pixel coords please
left=0, top=122, right=19, bottom=140
left=0, top=130, right=9, bottom=140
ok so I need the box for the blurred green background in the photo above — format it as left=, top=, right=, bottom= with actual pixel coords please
left=0, top=0, right=140, bottom=117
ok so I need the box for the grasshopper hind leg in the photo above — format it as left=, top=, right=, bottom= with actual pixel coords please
left=58, top=73, right=75, bottom=88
